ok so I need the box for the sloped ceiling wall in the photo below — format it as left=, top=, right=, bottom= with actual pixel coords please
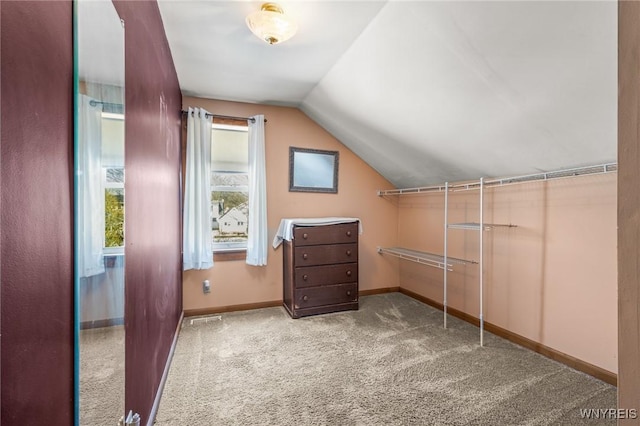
left=300, top=1, right=617, bottom=188
left=159, top=1, right=617, bottom=189
left=159, top=1, right=387, bottom=104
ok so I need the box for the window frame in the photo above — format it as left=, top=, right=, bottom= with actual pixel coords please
left=102, top=112, right=125, bottom=256
left=103, top=167, right=125, bottom=255
left=210, top=122, right=250, bottom=258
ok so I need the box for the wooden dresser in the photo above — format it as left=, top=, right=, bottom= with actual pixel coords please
left=283, top=221, right=359, bottom=318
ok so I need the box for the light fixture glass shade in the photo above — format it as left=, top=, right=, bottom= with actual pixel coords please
left=246, top=3, right=298, bottom=45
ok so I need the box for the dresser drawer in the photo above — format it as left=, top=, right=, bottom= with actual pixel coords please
left=294, top=243, right=358, bottom=266
left=294, top=263, right=358, bottom=288
left=294, top=283, right=358, bottom=309
left=282, top=219, right=360, bottom=318
left=293, top=222, right=358, bottom=246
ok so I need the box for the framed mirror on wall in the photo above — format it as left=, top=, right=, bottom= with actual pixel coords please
left=289, top=147, right=339, bottom=193
left=74, top=0, right=125, bottom=424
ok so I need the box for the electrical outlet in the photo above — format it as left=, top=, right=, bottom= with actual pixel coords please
left=203, top=279, right=211, bottom=294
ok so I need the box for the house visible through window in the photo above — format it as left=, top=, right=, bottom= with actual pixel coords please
left=211, top=123, right=249, bottom=251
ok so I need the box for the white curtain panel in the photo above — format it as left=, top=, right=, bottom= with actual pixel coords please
left=246, top=115, right=268, bottom=266
left=78, top=94, right=105, bottom=277
left=183, top=107, right=214, bottom=270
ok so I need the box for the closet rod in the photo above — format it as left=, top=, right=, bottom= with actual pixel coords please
left=378, top=162, right=617, bottom=196
left=484, top=163, right=617, bottom=187
left=180, top=110, right=267, bottom=123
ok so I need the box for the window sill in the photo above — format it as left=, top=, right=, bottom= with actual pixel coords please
left=103, top=247, right=124, bottom=256
left=213, top=250, right=246, bottom=262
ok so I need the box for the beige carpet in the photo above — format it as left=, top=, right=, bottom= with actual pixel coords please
left=80, top=325, right=125, bottom=425
left=155, top=293, right=616, bottom=425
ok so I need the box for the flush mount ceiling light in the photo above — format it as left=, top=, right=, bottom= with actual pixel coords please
left=246, top=3, right=298, bottom=45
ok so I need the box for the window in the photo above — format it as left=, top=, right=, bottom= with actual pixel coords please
left=211, top=123, right=249, bottom=252
left=104, top=167, right=124, bottom=249
left=102, top=112, right=125, bottom=255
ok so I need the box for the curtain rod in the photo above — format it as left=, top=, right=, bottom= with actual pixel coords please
left=89, top=100, right=123, bottom=108
left=180, top=110, right=267, bottom=123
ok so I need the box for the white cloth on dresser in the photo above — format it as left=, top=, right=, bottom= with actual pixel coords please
left=272, top=217, right=362, bottom=248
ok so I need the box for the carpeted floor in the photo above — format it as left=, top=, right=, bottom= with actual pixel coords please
left=155, top=293, right=616, bottom=425
left=80, top=325, right=125, bottom=425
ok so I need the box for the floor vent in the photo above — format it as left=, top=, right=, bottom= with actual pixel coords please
left=187, top=315, right=222, bottom=326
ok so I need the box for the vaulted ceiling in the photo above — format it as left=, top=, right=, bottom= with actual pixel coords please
left=158, top=1, right=617, bottom=188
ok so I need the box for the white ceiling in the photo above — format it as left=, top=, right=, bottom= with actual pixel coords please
left=78, top=0, right=125, bottom=86
left=158, top=0, right=617, bottom=188
left=159, top=1, right=386, bottom=104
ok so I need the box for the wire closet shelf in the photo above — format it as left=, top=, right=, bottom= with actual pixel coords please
left=376, top=162, right=617, bottom=346
left=377, top=163, right=618, bottom=196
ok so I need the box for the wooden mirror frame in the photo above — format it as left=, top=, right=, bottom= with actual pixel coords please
left=289, top=147, right=339, bottom=193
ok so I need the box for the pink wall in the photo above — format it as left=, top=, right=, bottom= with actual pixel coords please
left=399, top=173, right=617, bottom=374
left=1, top=1, right=74, bottom=424
left=113, top=1, right=183, bottom=423
left=1, top=2, right=182, bottom=423
left=181, top=97, right=399, bottom=311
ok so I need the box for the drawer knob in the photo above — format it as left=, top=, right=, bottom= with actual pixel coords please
left=303, top=274, right=308, bottom=281
left=346, top=290, right=352, bottom=296
left=302, top=295, right=308, bottom=302
left=346, top=270, right=352, bottom=277
left=346, top=250, right=352, bottom=256
left=303, top=233, right=308, bottom=239
left=303, top=253, right=308, bottom=260
left=346, top=230, right=352, bottom=237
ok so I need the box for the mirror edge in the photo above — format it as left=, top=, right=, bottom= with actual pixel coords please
left=72, top=0, right=81, bottom=425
